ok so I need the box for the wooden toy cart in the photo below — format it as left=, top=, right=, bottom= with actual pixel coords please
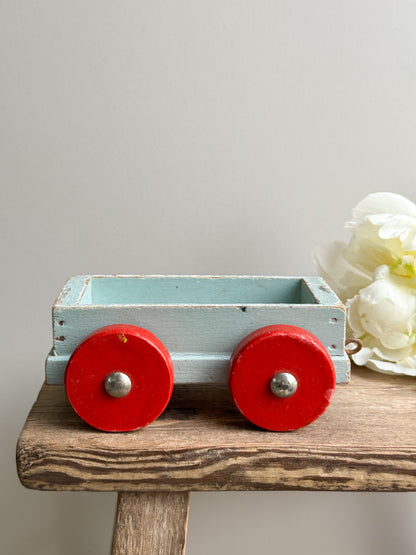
left=45, top=274, right=351, bottom=432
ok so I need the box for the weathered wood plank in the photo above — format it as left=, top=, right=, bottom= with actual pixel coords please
left=17, top=367, right=416, bottom=492
left=111, top=492, right=190, bottom=555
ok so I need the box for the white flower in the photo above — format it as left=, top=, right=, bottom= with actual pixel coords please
left=314, top=192, right=416, bottom=377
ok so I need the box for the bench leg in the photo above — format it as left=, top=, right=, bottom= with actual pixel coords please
left=111, top=492, right=190, bottom=555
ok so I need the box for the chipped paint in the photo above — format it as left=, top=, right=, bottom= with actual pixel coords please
left=77, top=277, right=91, bottom=304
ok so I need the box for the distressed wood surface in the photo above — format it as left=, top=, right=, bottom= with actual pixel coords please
left=17, top=367, right=416, bottom=492
left=111, top=492, right=190, bottom=555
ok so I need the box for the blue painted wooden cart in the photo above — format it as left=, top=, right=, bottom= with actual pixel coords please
left=46, top=275, right=350, bottom=431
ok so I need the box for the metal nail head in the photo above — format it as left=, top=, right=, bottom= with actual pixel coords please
left=270, top=372, right=298, bottom=398
left=105, top=371, right=132, bottom=398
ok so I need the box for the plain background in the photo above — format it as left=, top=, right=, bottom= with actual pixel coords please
left=2, top=2, right=416, bottom=554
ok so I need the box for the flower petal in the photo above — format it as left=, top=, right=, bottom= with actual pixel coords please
left=364, top=358, right=416, bottom=377
left=350, top=268, right=416, bottom=346
left=312, top=241, right=371, bottom=301
left=372, top=344, right=416, bottom=362
left=346, top=295, right=366, bottom=337
left=368, top=214, right=416, bottom=251
left=343, top=221, right=404, bottom=274
left=351, top=347, right=373, bottom=366
left=346, top=192, right=416, bottom=229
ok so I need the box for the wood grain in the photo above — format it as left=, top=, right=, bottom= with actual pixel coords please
left=111, top=492, right=189, bottom=555
left=17, top=367, right=416, bottom=492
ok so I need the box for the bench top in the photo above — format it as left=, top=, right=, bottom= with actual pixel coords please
left=17, top=366, right=416, bottom=492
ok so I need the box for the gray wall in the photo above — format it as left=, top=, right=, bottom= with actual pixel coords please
left=2, top=2, right=415, bottom=553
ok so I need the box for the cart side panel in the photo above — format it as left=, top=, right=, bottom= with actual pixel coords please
left=47, top=304, right=349, bottom=384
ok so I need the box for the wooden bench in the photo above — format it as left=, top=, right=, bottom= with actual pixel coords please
left=16, top=366, right=416, bottom=554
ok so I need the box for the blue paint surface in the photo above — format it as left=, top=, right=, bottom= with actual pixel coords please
left=75, top=275, right=319, bottom=306
left=48, top=275, right=350, bottom=385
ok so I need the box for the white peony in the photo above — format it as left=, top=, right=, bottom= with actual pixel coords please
left=314, top=192, right=416, bottom=376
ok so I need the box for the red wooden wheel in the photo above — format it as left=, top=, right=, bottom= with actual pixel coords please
left=65, top=324, right=174, bottom=432
left=228, top=325, right=336, bottom=431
